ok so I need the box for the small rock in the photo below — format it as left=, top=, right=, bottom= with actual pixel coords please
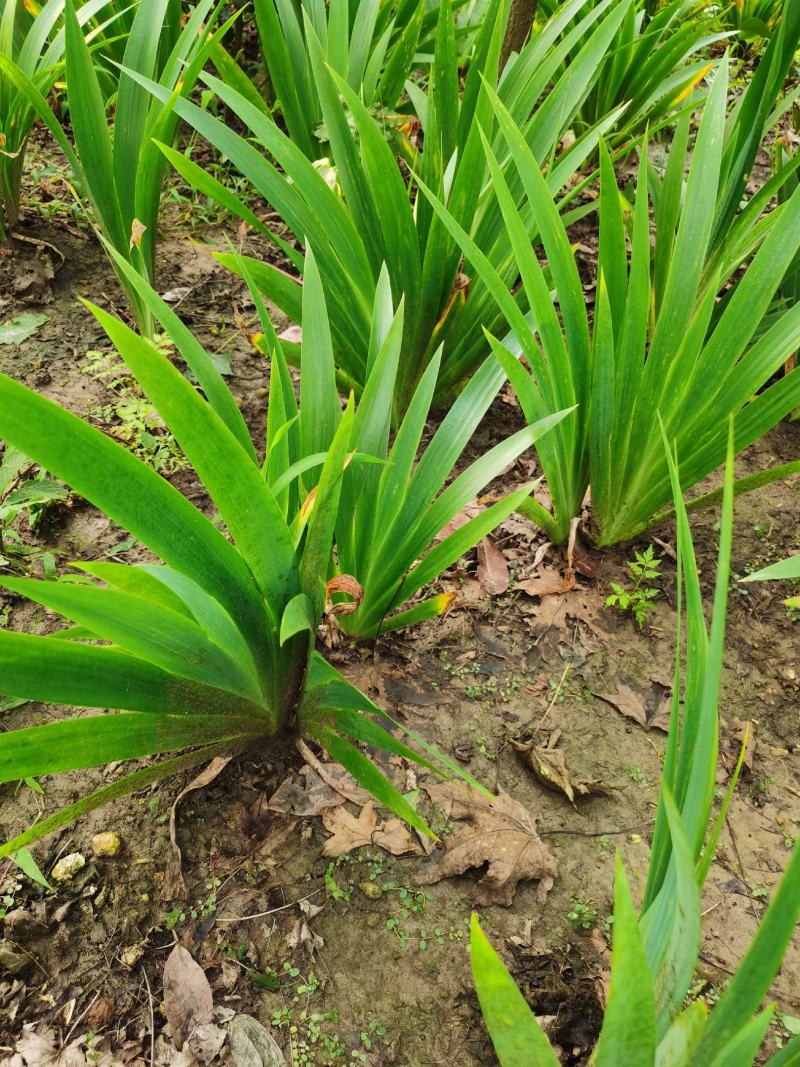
left=91, top=832, right=121, bottom=858
left=358, top=881, right=382, bottom=900
left=120, top=944, right=144, bottom=968
left=229, top=1015, right=287, bottom=1067
left=51, top=853, right=86, bottom=883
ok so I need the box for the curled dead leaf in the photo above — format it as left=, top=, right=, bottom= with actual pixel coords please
left=477, top=537, right=509, bottom=595
left=325, top=574, right=363, bottom=616
left=163, top=945, right=214, bottom=1051
left=129, top=218, right=146, bottom=251
left=285, top=917, right=323, bottom=954
left=162, top=756, right=232, bottom=901
left=511, top=739, right=609, bottom=808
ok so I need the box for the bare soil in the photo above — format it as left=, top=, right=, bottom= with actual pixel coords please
left=0, top=177, right=799, bottom=1067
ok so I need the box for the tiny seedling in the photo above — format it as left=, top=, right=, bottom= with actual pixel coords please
left=606, top=545, right=662, bottom=629
left=0, top=446, right=68, bottom=568
left=567, top=899, right=598, bottom=932
left=324, top=862, right=351, bottom=903
left=84, top=349, right=187, bottom=474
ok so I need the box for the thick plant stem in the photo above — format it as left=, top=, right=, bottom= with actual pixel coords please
left=517, top=495, right=569, bottom=544
left=501, top=0, right=537, bottom=67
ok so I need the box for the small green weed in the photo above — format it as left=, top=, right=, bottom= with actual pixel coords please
left=268, top=960, right=389, bottom=1065
left=324, top=862, right=352, bottom=902
left=567, top=900, right=598, bottom=932
left=606, top=545, right=662, bottom=629
left=84, top=348, right=186, bottom=474
left=0, top=445, right=68, bottom=569
left=628, top=765, right=649, bottom=787
left=0, top=878, right=20, bottom=918
left=163, top=877, right=222, bottom=929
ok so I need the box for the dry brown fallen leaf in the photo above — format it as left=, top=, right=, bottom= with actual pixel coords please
left=511, top=739, right=609, bottom=808
left=477, top=537, right=509, bottom=595
left=516, top=565, right=575, bottom=598
left=436, top=500, right=480, bottom=540
left=285, top=917, right=323, bottom=955
left=3, top=1026, right=117, bottom=1067
left=268, top=764, right=346, bottom=817
left=522, top=588, right=606, bottom=639
left=229, top=1015, right=287, bottom=1067
left=163, top=945, right=214, bottom=1052
left=650, top=693, right=673, bottom=734
left=721, top=717, right=756, bottom=778
left=322, top=801, right=417, bottom=857
left=417, top=783, right=557, bottom=906
left=593, top=685, right=647, bottom=728
left=269, top=756, right=376, bottom=820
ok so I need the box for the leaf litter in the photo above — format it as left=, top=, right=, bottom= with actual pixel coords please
left=322, top=801, right=417, bottom=857
left=511, top=733, right=610, bottom=808
left=416, top=782, right=557, bottom=905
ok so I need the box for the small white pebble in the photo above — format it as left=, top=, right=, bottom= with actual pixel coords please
left=51, top=853, right=86, bottom=882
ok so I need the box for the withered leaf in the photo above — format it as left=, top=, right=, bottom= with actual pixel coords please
left=7, top=1026, right=104, bottom=1067
left=524, top=588, right=605, bottom=639
left=721, top=717, right=756, bottom=778
left=516, top=566, right=574, bottom=598
left=436, top=500, right=480, bottom=540
left=593, top=685, right=647, bottom=727
left=512, top=740, right=608, bottom=807
left=285, top=918, right=323, bottom=955
left=129, top=218, right=146, bottom=251
left=163, top=945, right=213, bottom=1051
left=268, top=765, right=345, bottom=817
left=477, top=537, right=509, bottom=595
left=322, top=802, right=417, bottom=858
left=229, top=1015, right=287, bottom=1067
left=417, top=783, right=557, bottom=906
